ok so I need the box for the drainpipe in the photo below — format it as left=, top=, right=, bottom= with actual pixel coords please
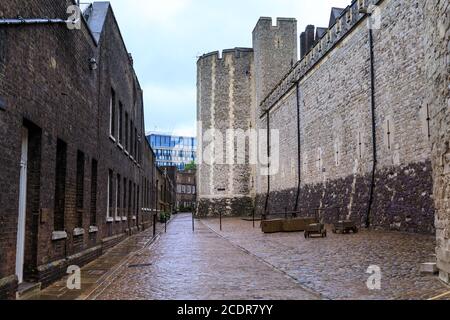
left=0, top=18, right=73, bottom=26
left=264, top=114, right=270, bottom=216
left=362, top=9, right=377, bottom=229
left=294, top=82, right=302, bottom=214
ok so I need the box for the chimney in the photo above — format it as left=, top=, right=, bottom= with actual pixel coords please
left=300, top=25, right=315, bottom=58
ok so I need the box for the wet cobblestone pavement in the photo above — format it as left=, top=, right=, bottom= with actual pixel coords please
left=201, top=218, right=450, bottom=300
left=31, top=214, right=450, bottom=300
left=95, top=214, right=319, bottom=300
left=30, top=221, right=168, bottom=300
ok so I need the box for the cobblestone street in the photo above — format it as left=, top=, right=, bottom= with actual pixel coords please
left=30, top=214, right=450, bottom=301
left=94, top=214, right=319, bottom=300
left=202, top=217, right=450, bottom=300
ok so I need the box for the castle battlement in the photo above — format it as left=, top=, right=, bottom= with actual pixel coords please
left=253, top=17, right=297, bottom=33
left=260, top=0, right=376, bottom=111
left=198, top=48, right=253, bottom=63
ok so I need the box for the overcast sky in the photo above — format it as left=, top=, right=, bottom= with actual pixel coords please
left=106, top=0, right=351, bottom=137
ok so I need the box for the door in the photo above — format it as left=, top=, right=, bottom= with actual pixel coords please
left=16, top=127, right=28, bottom=284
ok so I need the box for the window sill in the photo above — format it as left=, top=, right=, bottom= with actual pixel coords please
left=106, top=217, right=114, bottom=223
left=122, top=216, right=128, bottom=221
left=73, top=228, right=85, bottom=237
left=115, top=217, right=122, bottom=222
left=89, top=226, right=99, bottom=233
left=132, top=216, right=137, bottom=220
left=52, top=231, right=68, bottom=241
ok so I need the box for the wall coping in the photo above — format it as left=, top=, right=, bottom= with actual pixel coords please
left=259, top=0, right=384, bottom=116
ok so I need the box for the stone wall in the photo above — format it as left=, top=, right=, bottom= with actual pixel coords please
left=197, top=48, right=255, bottom=217
left=196, top=0, right=446, bottom=240
left=425, top=0, right=450, bottom=284
left=254, top=0, right=435, bottom=233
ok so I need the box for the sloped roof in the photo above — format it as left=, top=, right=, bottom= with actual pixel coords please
left=83, top=2, right=110, bottom=44
left=315, top=27, right=327, bottom=41
left=329, top=7, right=345, bottom=28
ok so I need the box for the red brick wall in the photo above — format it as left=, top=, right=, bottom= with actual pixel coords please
left=0, top=0, right=156, bottom=298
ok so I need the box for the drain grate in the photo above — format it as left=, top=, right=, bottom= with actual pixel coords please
left=128, top=263, right=153, bottom=268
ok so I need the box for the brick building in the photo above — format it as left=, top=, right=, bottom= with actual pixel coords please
left=0, top=1, right=158, bottom=299
left=176, top=170, right=197, bottom=211
left=197, top=0, right=449, bottom=281
left=156, top=166, right=177, bottom=214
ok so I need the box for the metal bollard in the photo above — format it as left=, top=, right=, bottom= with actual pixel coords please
left=220, top=211, right=222, bottom=231
left=192, top=212, right=195, bottom=232
left=253, top=208, right=255, bottom=228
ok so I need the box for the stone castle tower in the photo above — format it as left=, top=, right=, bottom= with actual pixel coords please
left=196, top=18, right=297, bottom=217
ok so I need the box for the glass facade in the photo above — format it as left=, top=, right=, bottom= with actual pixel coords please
left=147, top=133, right=196, bottom=170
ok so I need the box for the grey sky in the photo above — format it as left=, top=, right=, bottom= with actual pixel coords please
left=106, top=0, right=351, bottom=137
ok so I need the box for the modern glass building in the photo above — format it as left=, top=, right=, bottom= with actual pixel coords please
left=147, top=133, right=196, bottom=170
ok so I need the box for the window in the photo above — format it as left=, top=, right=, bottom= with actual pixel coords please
left=128, top=180, right=133, bottom=219
left=136, top=186, right=140, bottom=222
left=118, top=102, right=123, bottom=145
left=107, top=169, right=113, bottom=221
left=346, top=9, right=353, bottom=23
left=116, top=174, right=121, bottom=220
left=130, top=121, right=134, bottom=157
left=123, top=177, right=127, bottom=219
left=54, top=139, right=67, bottom=231
left=334, top=140, right=340, bottom=167
left=357, top=0, right=366, bottom=10
left=75, top=150, right=85, bottom=228
left=109, top=89, right=116, bottom=138
left=134, top=128, right=138, bottom=159
left=192, top=186, right=196, bottom=194
left=90, top=159, right=98, bottom=226
left=125, top=112, right=129, bottom=151
left=336, top=18, right=342, bottom=34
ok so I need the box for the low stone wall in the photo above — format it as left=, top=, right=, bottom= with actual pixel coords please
left=196, top=197, right=254, bottom=217
left=0, top=276, right=17, bottom=300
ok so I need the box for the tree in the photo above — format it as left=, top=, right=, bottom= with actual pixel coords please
left=184, top=161, right=196, bottom=171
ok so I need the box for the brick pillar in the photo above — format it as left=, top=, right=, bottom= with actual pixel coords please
left=425, top=0, right=450, bottom=284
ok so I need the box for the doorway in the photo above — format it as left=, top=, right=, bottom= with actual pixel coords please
left=15, top=127, right=28, bottom=284
left=16, top=122, right=42, bottom=285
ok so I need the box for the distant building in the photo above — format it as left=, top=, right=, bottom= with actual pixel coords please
left=147, top=133, right=196, bottom=170
left=157, top=166, right=177, bottom=214
left=176, top=170, right=196, bottom=211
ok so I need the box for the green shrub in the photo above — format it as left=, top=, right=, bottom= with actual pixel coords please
left=159, top=212, right=171, bottom=222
